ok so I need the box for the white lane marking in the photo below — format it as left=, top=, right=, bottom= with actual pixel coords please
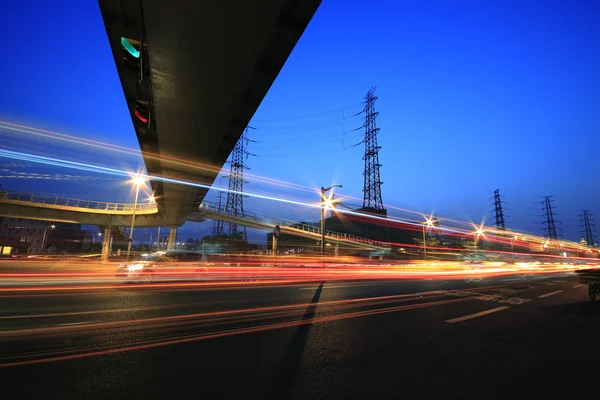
left=573, top=284, right=583, bottom=288
left=538, top=290, right=563, bottom=298
left=58, top=322, right=89, bottom=326
left=300, top=283, right=388, bottom=290
left=445, top=306, right=509, bottom=324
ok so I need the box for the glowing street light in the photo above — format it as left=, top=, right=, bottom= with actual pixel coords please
left=422, top=216, right=434, bottom=261
left=127, top=174, right=146, bottom=260
left=473, top=225, right=485, bottom=252
left=92, top=231, right=103, bottom=246
left=320, top=184, right=342, bottom=257
left=41, top=223, right=56, bottom=254
left=510, top=234, right=518, bottom=252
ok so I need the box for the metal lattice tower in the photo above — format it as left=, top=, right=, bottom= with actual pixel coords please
left=541, top=196, right=561, bottom=240
left=361, top=87, right=384, bottom=212
left=580, top=210, right=597, bottom=247
left=493, top=189, right=506, bottom=230
left=218, top=127, right=255, bottom=240
left=213, top=187, right=224, bottom=236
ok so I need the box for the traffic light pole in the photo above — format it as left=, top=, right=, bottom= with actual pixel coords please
left=321, top=188, right=326, bottom=257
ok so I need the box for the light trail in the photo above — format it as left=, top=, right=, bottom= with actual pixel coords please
left=0, top=296, right=470, bottom=367
left=0, top=121, right=526, bottom=234
left=0, top=260, right=577, bottom=294
left=0, top=123, right=592, bottom=254
left=0, top=148, right=454, bottom=236
left=0, top=121, right=318, bottom=194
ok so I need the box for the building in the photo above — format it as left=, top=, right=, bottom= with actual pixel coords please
left=265, top=212, right=416, bottom=257
left=0, top=218, right=93, bottom=255
left=0, top=217, right=52, bottom=255
left=46, top=223, right=92, bottom=254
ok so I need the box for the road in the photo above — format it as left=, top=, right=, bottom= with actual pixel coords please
left=0, top=272, right=597, bottom=399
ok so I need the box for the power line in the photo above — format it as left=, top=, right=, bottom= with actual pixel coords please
left=251, top=102, right=364, bottom=123
left=252, top=114, right=363, bottom=134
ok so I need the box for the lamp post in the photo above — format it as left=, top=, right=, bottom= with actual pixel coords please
left=92, top=231, right=102, bottom=246
left=320, top=184, right=342, bottom=257
left=40, top=223, right=56, bottom=254
left=474, top=226, right=484, bottom=254
left=510, top=235, right=517, bottom=252
left=147, top=194, right=160, bottom=252
left=127, top=175, right=146, bottom=260
left=422, top=217, right=434, bottom=260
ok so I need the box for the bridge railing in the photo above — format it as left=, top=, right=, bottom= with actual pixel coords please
left=198, top=200, right=387, bottom=248
left=0, top=191, right=156, bottom=212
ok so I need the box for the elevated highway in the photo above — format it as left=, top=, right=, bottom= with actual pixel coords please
left=0, top=192, right=390, bottom=256
left=196, top=201, right=391, bottom=252
left=98, top=0, right=321, bottom=226
left=0, top=192, right=161, bottom=227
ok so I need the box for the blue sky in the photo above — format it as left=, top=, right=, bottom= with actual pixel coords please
left=1, top=0, right=600, bottom=243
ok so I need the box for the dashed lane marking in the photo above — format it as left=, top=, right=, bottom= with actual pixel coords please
left=538, top=290, right=563, bottom=298
left=299, top=282, right=389, bottom=290
left=445, top=306, right=510, bottom=324
left=573, top=284, right=583, bottom=288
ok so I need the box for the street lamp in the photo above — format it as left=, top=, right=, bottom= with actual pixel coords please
left=422, top=216, right=434, bottom=260
left=40, top=223, right=56, bottom=253
left=92, top=231, right=102, bottom=246
left=474, top=225, right=484, bottom=253
left=510, top=235, right=518, bottom=252
left=127, top=174, right=146, bottom=260
left=320, top=184, right=342, bottom=257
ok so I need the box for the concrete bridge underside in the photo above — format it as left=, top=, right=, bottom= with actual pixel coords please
left=98, top=0, right=321, bottom=224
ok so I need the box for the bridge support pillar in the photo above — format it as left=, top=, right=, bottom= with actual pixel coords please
left=334, top=243, right=339, bottom=257
left=101, top=226, right=112, bottom=262
left=167, top=226, right=178, bottom=250
left=272, top=235, right=278, bottom=256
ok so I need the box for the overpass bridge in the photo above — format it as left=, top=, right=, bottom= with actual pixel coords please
left=98, top=0, right=322, bottom=227
left=0, top=191, right=165, bottom=260
left=0, top=192, right=390, bottom=257
left=195, top=201, right=391, bottom=253
left=0, top=192, right=161, bottom=226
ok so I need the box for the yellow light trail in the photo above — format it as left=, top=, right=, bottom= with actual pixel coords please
left=0, top=121, right=592, bottom=253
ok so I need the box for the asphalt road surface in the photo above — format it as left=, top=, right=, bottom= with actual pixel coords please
left=1, top=272, right=598, bottom=399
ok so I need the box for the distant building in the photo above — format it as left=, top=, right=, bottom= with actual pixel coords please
left=0, top=218, right=50, bottom=255
left=46, top=223, right=92, bottom=254
left=0, top=218, right=92, bottom=255
left=265, top=212, right=415, bottom=257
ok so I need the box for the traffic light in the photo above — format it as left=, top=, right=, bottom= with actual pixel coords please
left=134, top=100, right=152, bottom=127
left=121, top=37, right=140, bottom=71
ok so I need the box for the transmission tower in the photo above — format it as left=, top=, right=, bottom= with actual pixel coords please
left=218, top=127, right=255, bottom=240
left=360, top=87, right=385, bottom=213
left=213, top=183, right=225, bottom=236
left=492, top=189, right=506, bottom=230
left=580, top=210, right=597, bottom=247
left=540, top=196, right=561, bottom=240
